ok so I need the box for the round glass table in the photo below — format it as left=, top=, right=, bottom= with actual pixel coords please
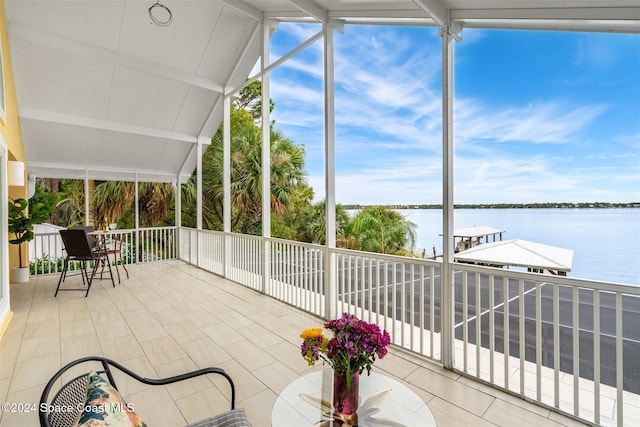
left=271, top=369, right=437, bottom=426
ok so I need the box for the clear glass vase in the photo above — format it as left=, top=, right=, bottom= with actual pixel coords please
left=333, top=370, right=359, bottom=415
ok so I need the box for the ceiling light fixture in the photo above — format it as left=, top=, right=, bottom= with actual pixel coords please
left=148, top=1, right=173, bottom=26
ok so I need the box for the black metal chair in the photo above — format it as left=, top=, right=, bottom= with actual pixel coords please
left=55, top=229, right=114, bottom=297
left=71, top=225, right=99, bottom=250
left=73, top=225, right=128, bottom=283
left=39, top=356, right=250, bottom=427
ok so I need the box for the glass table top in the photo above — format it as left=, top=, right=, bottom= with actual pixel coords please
left=271, top=369, right=437, bottom=427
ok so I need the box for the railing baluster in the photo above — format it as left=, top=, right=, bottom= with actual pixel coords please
left=347, top=255, right=353, bottom=313
left=383, top=260, right=388, bottom=335
left=536, top=281, right=542, bottom=401
left=361, top=256, right=366, bottom=322
left=410, top=263, right=416, bottom=352
left=392, top=262, right=397, bottom=345
left=489, top=274, right=494, bottom=384
left=401, top=263, right=406, bottom=348
left=593, top=289, right=601, bottom=425
left=375, top=260, right=380, bottom=328
left=503, top=277, right=510, bottom=390
left=476, top=272, right=481, bottom=378
left=463, top=272, right=468, bottom=372
left=554, top=283, right=560, bottom=408
left=616, top=292, right=623, bottom=427
left=367, top=258, right=373, bottom=324
left=429, top=266, right=435, bottom=359
left=519, top=278, right=525, bottom=395
left=573, top=286, right=580, bottom=417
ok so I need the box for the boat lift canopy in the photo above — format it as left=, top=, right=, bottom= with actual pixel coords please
left=454, top=239, right=574, bottom=276
left=454, top=226, right=506, bottom=240
left=450, top=225, right=506, bottom=252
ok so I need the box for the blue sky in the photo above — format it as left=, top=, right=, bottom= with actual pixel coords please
left=268, top=24, right=640, bottom=205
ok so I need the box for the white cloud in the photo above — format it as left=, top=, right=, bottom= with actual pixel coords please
left=455, top=99, right=609, bottom=145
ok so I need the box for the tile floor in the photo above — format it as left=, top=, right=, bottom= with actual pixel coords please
left=0, top=261, right=590, bottom=426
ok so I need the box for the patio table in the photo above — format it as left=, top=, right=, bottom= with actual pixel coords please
left=271, top=369, right=436, bottom=426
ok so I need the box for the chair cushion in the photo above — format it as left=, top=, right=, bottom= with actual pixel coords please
left=74, top=371, right=147, bottom=427
left=185, top=408, right=251, bottom=427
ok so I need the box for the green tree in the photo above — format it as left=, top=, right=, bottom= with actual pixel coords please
left=296, top=200, right=350, bottom=245
left=91, top=181, right=175, bottom=228
left=179, top=80, right=311, bottom=234
left=235, top=80, right=275, bottom=123
left=350, top=206, right=416, bottom=255
left=55, top=179, right=86, bottom=227
left=197, top=115, right=309, bottom=235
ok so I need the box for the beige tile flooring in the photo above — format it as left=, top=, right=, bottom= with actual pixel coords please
left=0, top=260, right=590, bottom=427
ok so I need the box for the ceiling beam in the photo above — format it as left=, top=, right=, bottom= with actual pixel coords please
left=26, top=162, right=189, bottom=182
left=286, top=0, right=328, bottom=23
left=412, top=0, right=463, bottom=40
left=20, top=107, right=201, bottom=144
left=412, top=0, right=450, bottom=28
left=286, top=0, right=344, bottom=32
left=7, top=21, right=225, bottom=93
left=451, top=7, right=640, bottom=21
left=219, top=0, right=263, bottom=22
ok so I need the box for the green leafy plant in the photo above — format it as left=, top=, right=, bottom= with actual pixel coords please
left=8, top=198, right=52, bottom=268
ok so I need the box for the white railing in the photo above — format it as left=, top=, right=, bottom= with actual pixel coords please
left=331, top=247, right=442, bottom=360
left=269, top=238, right=326, bottom=318
left=31, top=226, right=177, bottom=275
left=452, top=264, right=640, bottom=427
left=181, top=227, right=639, bottom=427
left=137, top=226, right=176, bottom=263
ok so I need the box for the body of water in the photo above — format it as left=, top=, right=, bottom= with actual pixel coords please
left=398, top=208, right=640, bottom=285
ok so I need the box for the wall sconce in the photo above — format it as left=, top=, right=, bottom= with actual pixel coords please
left=8, top=160, right=25, bottom=186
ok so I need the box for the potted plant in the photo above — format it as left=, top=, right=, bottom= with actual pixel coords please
left=8, top=197, right=51, bottom=282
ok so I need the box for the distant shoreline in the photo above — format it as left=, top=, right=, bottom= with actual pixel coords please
left=344, top=202, right=640, bottom=210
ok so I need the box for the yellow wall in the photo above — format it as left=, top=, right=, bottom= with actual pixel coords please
left=1, top=0, right=28, bottom=268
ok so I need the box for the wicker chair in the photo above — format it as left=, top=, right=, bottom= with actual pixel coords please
left=39, top=356, right=250, bottom=427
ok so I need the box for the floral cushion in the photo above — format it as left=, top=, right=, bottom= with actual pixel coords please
left=74, top=371, right=147, bottom=427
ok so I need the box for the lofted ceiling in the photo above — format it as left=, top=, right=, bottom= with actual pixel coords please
left=4, top=0, right=639, bottom=183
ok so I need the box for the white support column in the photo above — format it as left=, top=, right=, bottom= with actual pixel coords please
left=324, top=24, right=337, bottom=320
left=84, top=168, right=90, bottom=229
left=441, top=27, right=456, bottom=370
left=223, top=94, right=231, bottom=277
left=175, top=176, right=181, bottom=228
left=196, top=141, right=203, bottom=231
left=196, top=140, right=203, bottom=267
left=175, top=174, right=181, bottom=260
left=84, top=169, right=89, bottom=226
left=223, top=95, right=232, bottom=234
left=261, top=20, right=273, bottom=294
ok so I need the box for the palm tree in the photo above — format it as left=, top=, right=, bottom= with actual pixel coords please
left=194, top=107, right=309, bottom=235
left=297, top=200, right=350, bottom=245
left=350, top=206, right=416, bottom=255
left=92, top=181, right=174, bottom=227
left=91, top=181, right=135, bottom=227
left=55, top=179, right=87, bottom=227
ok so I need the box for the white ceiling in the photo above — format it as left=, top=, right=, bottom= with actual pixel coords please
left=5, top=0, right=639, bottom=183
